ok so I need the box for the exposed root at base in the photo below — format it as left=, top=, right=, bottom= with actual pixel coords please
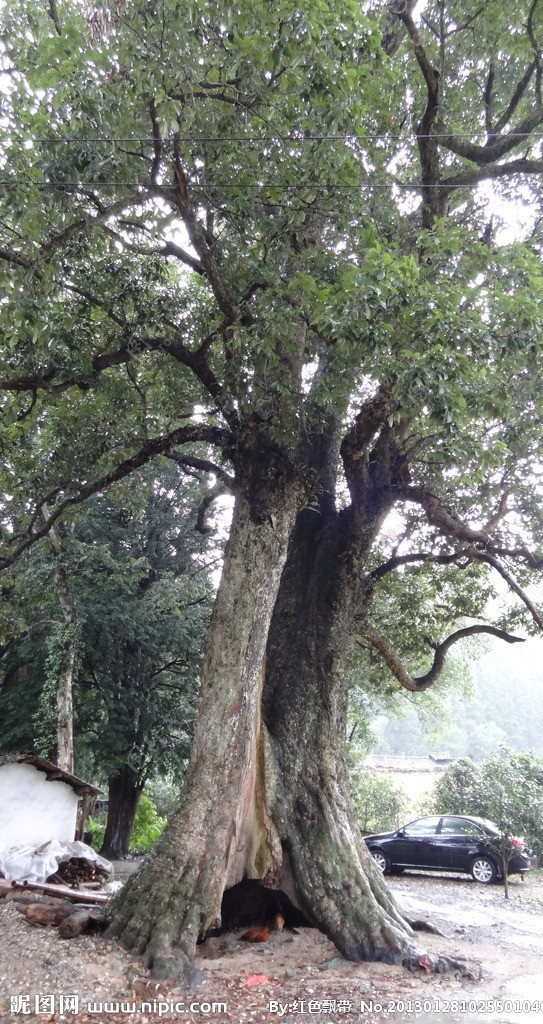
left=408, top=917, right=449, bottom=937
left=403, top=953, right=483, bottom=981
left=143, top=949, right=203, bottom=989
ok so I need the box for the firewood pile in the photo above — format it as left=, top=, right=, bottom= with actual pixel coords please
left=46, top=856, right=110, bottom=887
left=15, top=901, right=108, bottom=938
left=0, top=874, right=112, bottom=939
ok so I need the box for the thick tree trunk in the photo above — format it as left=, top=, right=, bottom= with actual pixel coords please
left=108, top=419, right=421, bottom=977
left=108, top=461, right=304, bottom=979
left=262, top=500, right=418, bottom=962
left=100, top=767, right=144, bottom=860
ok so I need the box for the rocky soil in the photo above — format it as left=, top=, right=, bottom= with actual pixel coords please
left=0, top=869, right=542, bottom=1024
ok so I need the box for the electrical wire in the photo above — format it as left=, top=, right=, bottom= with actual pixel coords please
left=2, top=133, right=543, bottom=144
left=0, top=178, right=538, bottom=191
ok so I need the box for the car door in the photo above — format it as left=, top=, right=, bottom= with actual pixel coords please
left=438, top=816, right=486, bottom=870
left=388, top=816, right=443, bottom=868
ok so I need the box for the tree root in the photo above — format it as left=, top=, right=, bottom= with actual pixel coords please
left=402, top=953, right=483, bottom=981
left=408, top=917, right=449, bottom=937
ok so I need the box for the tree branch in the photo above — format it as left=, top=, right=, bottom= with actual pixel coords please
left=39, top=194, right=143, bottom=265
left=443, top=158, right=543, bottom=192
left=491, top=546, right=543, bottom=569
left=469, top=549, right=543, bottom=631
left=170, top=153, right=238, bottom=323
left=1, top=336, right=167, bottom=394
left=196, top=480, right=232, bottom=534
left=338, top=385, right=397, bottom=507
left=149, top=99, right=163, bottom=187
left=0, top=424, right=228, bottom=572
left=160, top=339, right=228, bottom=412
left=360, top=623, right=524, bottom=693
left=160, top=239, right=204, bottom=274
left=369, top=549, right=467, bottom=584
left=396, top=486, right=493, bottom=545
left=493, top=61, right=538, bottom=134
left=439, top=108, right=543, bottom=166
left=0, top=246, right=35, bottom=271
left=398, top=2, right=443, bottom=226
left=484, top=490, right=509, bottom=534
left=47, top=0, right=62, bottom=35
left=340, top=382, right=397, bottom=479
left=164, top=451, right=235, bottom=532
left=527, top=0, right=543, bottom=106
left=164, top=451, right=234, bottom=488
left=484, top=63, right=495, bottom=136
left=63, top=282, right=128, bottom=327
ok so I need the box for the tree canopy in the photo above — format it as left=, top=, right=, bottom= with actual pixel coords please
left=1, top=0, right=543, bottom=655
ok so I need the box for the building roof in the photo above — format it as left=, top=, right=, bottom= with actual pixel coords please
left=364, top=754, right=453, bottom=773
left=0, top=753, right=101, bottom=797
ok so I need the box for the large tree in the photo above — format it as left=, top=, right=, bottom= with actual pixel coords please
left=2, top=0, right=543, bottom=980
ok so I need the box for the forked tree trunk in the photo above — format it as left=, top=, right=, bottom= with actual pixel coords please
left=108, top=433, right=421, bottom=978
left=100, top=767, right=145, bottom=860
left=262, top=501, right=417, bottom=961
left=109, top=493, right=419, bottom=976
left=108, top=460, right=304, bottom=979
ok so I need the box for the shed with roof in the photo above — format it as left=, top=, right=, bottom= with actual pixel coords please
left=0, top=753, right=100, bottom=851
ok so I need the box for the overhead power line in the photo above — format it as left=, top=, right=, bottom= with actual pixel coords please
left=3, top=132, right=543, bottom=145
left=0, top=179, right=514, bottom=190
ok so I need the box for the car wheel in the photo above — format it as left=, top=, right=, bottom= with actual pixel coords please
left=470, top=856, right=497, bottom=884
left=370, top=850, right=391, bottom=874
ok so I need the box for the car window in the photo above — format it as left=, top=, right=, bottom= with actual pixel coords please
left=440, top=816, right=485, bottom=836
left=403, top=816, right=441, bottom=836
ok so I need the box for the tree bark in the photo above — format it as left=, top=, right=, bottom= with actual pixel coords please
left=40, top=506, right=76, bottom=775
left=100, top=766, right=145, bottom=860
left=108, top=455, right=305, bottom=979
left=261, top=496, right=418, bottom=962
left=56, top=641, right=76, bottom=775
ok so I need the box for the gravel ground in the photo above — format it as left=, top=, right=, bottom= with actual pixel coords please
left=0, top=870, right=542, bottom=1024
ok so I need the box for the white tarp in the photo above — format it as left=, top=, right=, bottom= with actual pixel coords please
left=0, top=838, right=112, bottom=883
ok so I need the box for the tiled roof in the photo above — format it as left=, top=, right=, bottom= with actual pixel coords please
left=363, top=753, right=453, bottom=773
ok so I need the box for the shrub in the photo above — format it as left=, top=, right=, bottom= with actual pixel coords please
left=429, top=748, right=543, bottom=856
left=85, top=814, right=106, bottom=851
left=349, top=766, right=408, bottom=834
left=129, top=791, right=166, bottom=853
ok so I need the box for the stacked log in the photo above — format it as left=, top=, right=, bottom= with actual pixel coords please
left=47, top=856, right=109, bottom=885
left=10, top=879, right=110, bottom=903
left=16, top=901, right=107, bottom=937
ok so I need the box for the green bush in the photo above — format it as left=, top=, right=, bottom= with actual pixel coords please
left=85, top=814, right=106, bottom=851
left=129, top=791, right=166, bottom=853
left=86, top=791, right=166, bottom=855
left=349, top=766, right=408, bottom=834
left=429, top=748, right=543, bottom=856
left=147, top=775, right=182, bottom=818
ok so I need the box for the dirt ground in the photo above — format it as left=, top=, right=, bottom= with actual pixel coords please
left=0, top=869, right=542, bottom=1024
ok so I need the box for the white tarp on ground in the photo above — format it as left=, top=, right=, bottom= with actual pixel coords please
left=0, top=838, right=112, bottom=883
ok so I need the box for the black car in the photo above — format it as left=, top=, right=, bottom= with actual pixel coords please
left=364, top=814, right=536, bottom=884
